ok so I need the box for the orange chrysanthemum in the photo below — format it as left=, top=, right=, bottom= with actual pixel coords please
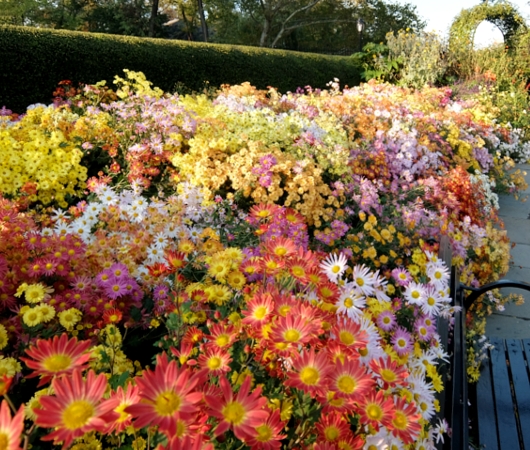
left=315, top=412, right=353, bottom=443
left=0, top=400, right=24, bottom=450
left=242, top=292, right=275, bottom=327
left=35, top=370, right=115, bottom=448
left=104, top=383, right=141, bottom=433
left=263, top=237, right=297, bottom=259
left=245, top=409, right=286, bottom=450
left=20, top=334, right=92, bottom=386
left=205, top=375, right=268, bottom=441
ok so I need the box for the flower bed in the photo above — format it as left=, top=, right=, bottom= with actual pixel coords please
left=0, top=72, right=527, bottom=449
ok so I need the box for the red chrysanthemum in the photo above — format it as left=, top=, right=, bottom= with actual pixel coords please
left=125, top=353, right=205, bottom=435
left=355, top=390, right=395, bottom=431
left=389, top=396, right=422, bottom=444
left=20, top=334, right=92, bottom=386
left=104, top=382, right=141, bottom=433
left=315, top=411, right=353, bottom=444
left=245, top=409, right=286, bottom=450
left=198, top=347, right=232, bottom=375
left=0, top=400, right=24, bottom=450
left=285, top=349, right=333, bottom=398
left=205, top=375, right=268, bottom=441
left=369, top=357, right=409, bottom=391
left=35, top=369, right=115, bottom=448
left=329, top=358, right=376, bottom=401
left=242, top=292, right=275, bottom=327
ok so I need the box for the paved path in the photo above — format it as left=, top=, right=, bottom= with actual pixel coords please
left=485, top=163, right=530, bottom=338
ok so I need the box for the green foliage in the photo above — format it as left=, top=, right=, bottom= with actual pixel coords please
left=385, top=30, right=447, bottom=89
left=350, top=42, right=403, bottom=83
left=448, top=1, right=527, bottom=79
left=0, top=25, right=362, bottom=113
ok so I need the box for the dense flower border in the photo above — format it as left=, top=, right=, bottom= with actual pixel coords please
left=0, top=72, right=527, bottom=449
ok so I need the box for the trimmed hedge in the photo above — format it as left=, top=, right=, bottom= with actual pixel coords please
left=0, top=25, right=362, bottom=113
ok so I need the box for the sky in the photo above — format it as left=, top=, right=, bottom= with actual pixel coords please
left=398, top=0, right=530, bottom=47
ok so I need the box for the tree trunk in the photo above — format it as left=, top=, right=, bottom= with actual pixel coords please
left=197, top=0, right=209, bottom=42
left=259, top=17, right=271, bottom=47
left=149, top=0, right=159, bottom=37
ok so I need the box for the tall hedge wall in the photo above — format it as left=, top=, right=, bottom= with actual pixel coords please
left=0, top=25, right=362, bottom=113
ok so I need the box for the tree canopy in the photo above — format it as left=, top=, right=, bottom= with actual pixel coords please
left=0, top=0, right=426, bottom=53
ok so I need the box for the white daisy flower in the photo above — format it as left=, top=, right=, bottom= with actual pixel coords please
left=335, top=290, right=366, bottom=319
left=426, top=261, right=450, bottom=287
left=403, top=281, right=426, bottom=306
left=319, top=252, right=348, bottom=283
left=351, top=264, right=376, bottom=296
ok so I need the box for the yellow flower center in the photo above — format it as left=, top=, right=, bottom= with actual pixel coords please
left=62, top=400, right=94, bottom=430
left=392, top=411, right=408, bottom=430
left=274, top=247, right=287, bottom=256
left=337, top=375, right=356, bottom=394
left=291, top=266, right=305, bottom=277
left=397, top=338, right=406, bottom=348
left=278, top=305, right=291, bottom=316
left=207, top=356, right=222, bottom=370
left=256, top=424, right=273, bottom=442
left=222, top=401, right=246, bottom=425
left=0, top=432, right=9, bottom=449
left=216, top=335, right=229, bottom=347
left=154, top=390, right=181, bottom=416
left=324, top=425, right=340, bottom=441
left=343, top=298, right=353, bottom=308
left=284, top=329, right=301, bottom=343
left=381, top=369, right=397, bottom=383
left=339, top=331, right=354, bottom=346
left=331, top=266, right=341, bottom=274
left=366, top=404, right=383, bottom=420
left=43, top=354, right=72, bottom=372
left=114, top=403, right=130, bottom=423
left=253, top=306, right=268, bottom=320
left=356, top=277, right=364, bottom=287
left=427, top=297, right=435, bottom=306
left=299, top=367, right=319, bottom=386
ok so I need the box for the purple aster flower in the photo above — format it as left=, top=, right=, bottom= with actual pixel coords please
left=153, top=284, right=169, bottom=301
left=104, top=276, right=129, bottom=299
left=391, top=327, right=413, bottom=356
left=95, top=269, right=114, bottom=288
left=377, top=310, right=397, bottom=332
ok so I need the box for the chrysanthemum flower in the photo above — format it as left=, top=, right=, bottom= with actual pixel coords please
left=263, top=237, right=297, bottom=259
left=426, top=261, right=450, bottom=287
left=0, top=400, right=24, bottom=450
left=335, top=290, right=366, bottom=319
left=329, top=359, right=375, bottom=400
left=22, top=283, right=54, bottom=304
left=205, top=323, right=238, bottom=349
left=391, top=327, right=414, bottom=356
left=249, top=204, right=279, bottom=222
left=198, top=347, right=232, bottom=375
left=242, top=293, right=275, bottom=327
left=104, top=383, right=141, bottom=433
left=389, top=396, right=422, bottom=444
left=376, top=310, right=396, bottom=332
left=330, top=318, right=368, bottom=352
left=125, top=353, right=205, bottom=436
left=269, top=314, right=316, bottom=354
left=355, top=390, right=394, bottom=431
left=244, top=408, right=286, bottom=450
left=391, top=268, right=412, bottom=287
left=165, top=250, right=187, bottom=271
left=205, top=375, right=268, bottom=441
left=21, top=334, right=92, bottom=386
left=35, top=369, right=115, bottom=448
left=403, top=281, right=426, bottom=306
left=351, top=264, right=376, bottom=297
left=319, top=253, right=348, bottom=283
left=285, top=349, right=333, bottom=398
left=369, top=357, right=409, bottom=390
left=315, top=411, right=353, bottom=444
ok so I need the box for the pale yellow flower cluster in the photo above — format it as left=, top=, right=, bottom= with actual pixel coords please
left=0, top=106, right=87, bottom=207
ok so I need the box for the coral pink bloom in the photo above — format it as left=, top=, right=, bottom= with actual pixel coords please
left=389, top=396, right=422, bottom=444
left=355, top=390, right=395, bottom=431
left=104, top=382, right=141, bottom=433
left=157, top=434, right=214, bottom=450
left=245, top=409, right=286, bottom=450
left=285, top=349, right=333, bottom=399
left=205, top=375, right=268, bottom=441
left=329, top=359, right=376, bottom=401
left=0, top=400, right=24, bottom=450
left=125, top=353, right=205, bottom=436
left=20, top=334, right=92, bottom=386
left=35, top=370, right=114, bottom=448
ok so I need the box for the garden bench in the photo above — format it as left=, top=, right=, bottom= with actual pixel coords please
left=437, top=236, right=530, bottom=450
